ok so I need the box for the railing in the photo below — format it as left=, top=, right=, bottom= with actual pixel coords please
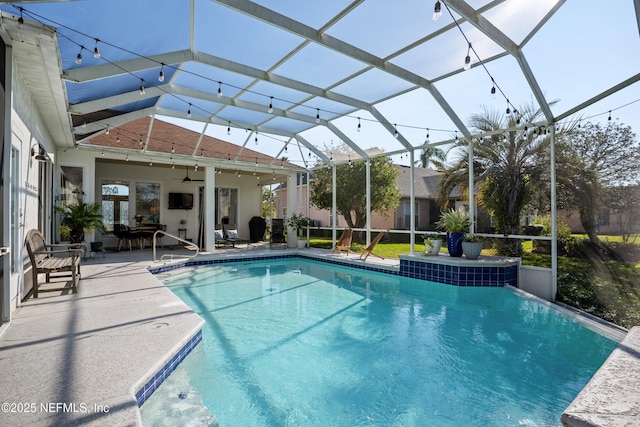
left=152, top=230, right=199, bottom=262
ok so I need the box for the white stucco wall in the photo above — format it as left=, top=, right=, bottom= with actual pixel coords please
left=9, top=62, right=57, bottom=310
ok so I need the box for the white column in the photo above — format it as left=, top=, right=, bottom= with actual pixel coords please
left=204, top=166, right=216, bottom=252
left=550, top=125, right=558, bottom=299
left=468, top=137, right=475, bottom=233
left=332, top=165, right=337, bottom=244
left=409, top=151, right=415, bottom=254
left=366, top=160, right=371, bottom=246
left=287, top=172, right=297, bottom=248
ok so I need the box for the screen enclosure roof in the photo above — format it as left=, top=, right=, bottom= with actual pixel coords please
left=1, top=0, right=639, bottom=170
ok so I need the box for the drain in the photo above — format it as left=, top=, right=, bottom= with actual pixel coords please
left=148, top=322, right=169, bottom=330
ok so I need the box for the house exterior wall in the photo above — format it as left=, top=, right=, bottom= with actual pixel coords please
left=8, top=59, right=57, bottom=313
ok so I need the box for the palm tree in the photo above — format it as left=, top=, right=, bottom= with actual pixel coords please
left=416, top=146, right=446, bottom=170
left=437, top=104, right=552, bottom=256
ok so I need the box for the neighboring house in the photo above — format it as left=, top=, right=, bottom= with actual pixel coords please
left=274, top=165, right=468, bottom=231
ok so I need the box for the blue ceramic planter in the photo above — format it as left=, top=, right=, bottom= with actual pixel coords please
left=447, top=232, right=465, bottom=257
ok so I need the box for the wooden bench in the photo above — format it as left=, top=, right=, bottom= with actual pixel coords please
left=25, top=229, right=84, bottom=298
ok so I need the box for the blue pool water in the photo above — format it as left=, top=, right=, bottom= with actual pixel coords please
left=141, top=258, right=617, bottom=426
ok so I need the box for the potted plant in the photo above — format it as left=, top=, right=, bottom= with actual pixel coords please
left=462, top=234, right=483, bottom=260
left=287, top=212, right=310, bottom=248
left=436, top=208, right=470, bottom=257
left=59, top=224, right=72, bottom=243
left=55, top=200, right=106, bottom=243
left=423, top=233, right=443, bottom=256
left=179, top=219, right=187, bottom=228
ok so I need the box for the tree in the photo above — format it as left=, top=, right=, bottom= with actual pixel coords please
left=416, top=146, right=446, bottom=170
left=310, top=157, right=401, bottom=229
left=605, top=184, right=640, bottom=243
left=556, top=121, right=640, bottom=243
left=438, top=104, right=551, bottom=256
left=262, top=187, right=275, bottom=218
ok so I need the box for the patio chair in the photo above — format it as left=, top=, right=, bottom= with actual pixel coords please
left=114, top=224, right=134, bottom=251
left=359, top=231, right=387, bottom=261
left=332, top=229, right=353, bottom=255
left=220, top=224, right=250, bottom=248
left=270, top=218, right=287, bottom=248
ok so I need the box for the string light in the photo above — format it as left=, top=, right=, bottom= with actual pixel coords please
left=171, top=163, right=175, bottom=169
left=75, top=46, right=83, bottom=64
left=464, top=43, right=472, bottom=71
left=138, top=135, right=143, bottom=145
left=227, top=121, right=231, bottom=135
left=187, top=103, right=192, bottom=118
left=316, top=108, right=320, bottom=124
left=268, top=96, right=273, bottom=113
left=116, top=134, right=120, bottom=143
left=158, top=64, right=165, bottom=82
left=425, top=128, right=430, bottom=143
left=357, top=117, right=361, bottom=132
left=217, top=82, right=222, bottom=97
left=139, top=79, right=145, bottom=96
left=506, top=100, right=511, bottom=115
left=608, top=110, right=612, bottom=121
left=93, top=39, right=100, bottom=59
left=105, top=127, right=110, bottom=135
left=255, top=133, right=258, bottom=145
left=17, top=7, right=24, bottom=26
left=394, top=123, right=399, bottom=138
left=433, top=1, right=442, bottom=21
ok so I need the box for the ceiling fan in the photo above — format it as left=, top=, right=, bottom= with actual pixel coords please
left=181, top=165, right=204, bottom=183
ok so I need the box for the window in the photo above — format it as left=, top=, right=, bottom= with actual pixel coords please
left=101, top=181, right=129, bottom=233
left=60, top=166, right=83, bottom=208
left=215, top=188, right=238, bottom=225
left=403, top=201, right=419, bottom=229
left=136, top=182, right=160, bottom=224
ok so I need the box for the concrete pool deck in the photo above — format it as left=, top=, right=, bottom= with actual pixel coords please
left=0, top=244, right=636, bottom=426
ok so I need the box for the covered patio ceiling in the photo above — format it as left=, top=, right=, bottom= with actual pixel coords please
left=1, top=0, right=639, bottom=169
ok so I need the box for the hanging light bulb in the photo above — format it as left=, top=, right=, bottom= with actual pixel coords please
left=608, top=110, right=612, bottom=121
left=17, top=8, right=24, bottom=27
left=464, top=43, right=472, bottom=71
left=187, top=103, right=192, bottom=118
left=316, top=108, right=320, bottom=124
left=82, top=122, right=87, bottom=128
left=255, top=133, right=259, bottom=145
left=394, top=124, right=399, bottom=138
left=217, top=82, right=222, bottom=97
left=194, top=162, right=198, bottom=171
left=284, top=144, right=288, bottom=153
left=348, top=156, right=352, bottom=168
left=139, top=135, right=143, bottom=145
left=506, top=100, right=511, bottom=115
left=125, top=155, right=129, bottom=161
left=268, top=96, right=273, bottom=113
left=139, top=80, right=145, bottom=96
left=172, top=163, right=175, bottom=169
left=116, top=134, right=121, bottom=143
left=425, top=128, right=430, bottom=143
left=171, top=143, right=175, bottom=154
left=490, top=85, right=496, bottom=98
left=105, top=127, right=110, bottom=135
left=149, top=159, right=153, bottom=166
left=75, top=47, right=83, bottom=65
left=101, top=150, right=104, bottom=156
left=357, top=117, right=361, bottom=132
left=433, top=1, right=442, bottom=21
left=93, top=40, right=100, bottom=59
left=158, top=65, right=165, bottom=82
left=227, top=121, right=231, bottom=135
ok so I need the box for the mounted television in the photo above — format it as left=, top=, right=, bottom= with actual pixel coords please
left=168, top=192, right=194, bottom=210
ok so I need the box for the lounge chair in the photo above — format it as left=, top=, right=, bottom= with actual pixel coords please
left=332, top=229, right=353, bottom=255
left=216, top=224, right=250, bottom=248
left=270, top=218, right=287, bottom=248
left=359, top=231, right=386, bottom=260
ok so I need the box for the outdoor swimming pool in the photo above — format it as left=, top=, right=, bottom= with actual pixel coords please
left=141, top=258, right=617, bottom=426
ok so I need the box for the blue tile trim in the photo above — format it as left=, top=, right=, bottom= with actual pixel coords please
left=399, top=259, right=518, bottom=287
left=150, top=255, right=517, bottom=288
left=135, top=329, right=203, bottom=407
left=148, top=253, right=400, bottom=276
